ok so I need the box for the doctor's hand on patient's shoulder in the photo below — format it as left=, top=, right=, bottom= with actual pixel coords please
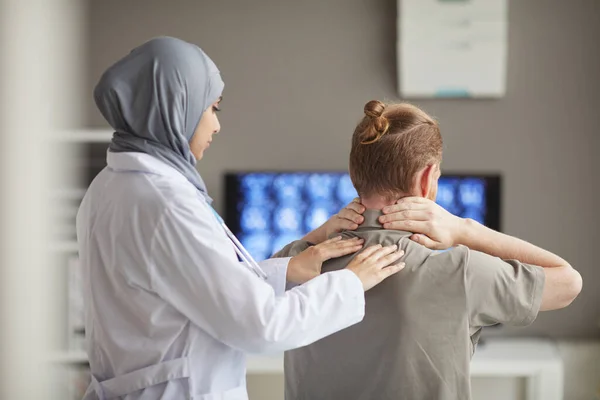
left=378, top=197, right=466, bottom=250
left=346, top=244, right=405, bottom=291
left=303, top=199, right=366, bottom=244
left=287, top=237, right=365, bottom=284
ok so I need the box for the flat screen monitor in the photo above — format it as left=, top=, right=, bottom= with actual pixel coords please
left=225, top=172, right=501, bottom=261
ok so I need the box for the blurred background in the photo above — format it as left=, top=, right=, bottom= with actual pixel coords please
left=0, top=0, right=598, bottom=399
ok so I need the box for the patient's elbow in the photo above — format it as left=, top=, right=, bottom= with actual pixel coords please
left=564, top=268, right=583, bottom=306
left=541, top=266, right=583, bottom=311
left=569, top=269, right=583, bottom=304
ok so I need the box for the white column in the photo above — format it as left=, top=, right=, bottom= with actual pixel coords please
left=0, top=0, right=85, bottom=398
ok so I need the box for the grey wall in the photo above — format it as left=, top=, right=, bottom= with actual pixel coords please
left=87, top=0, right=600, bottom=338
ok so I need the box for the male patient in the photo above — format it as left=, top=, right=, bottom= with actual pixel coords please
left=275, top=100, right=582, bottom=400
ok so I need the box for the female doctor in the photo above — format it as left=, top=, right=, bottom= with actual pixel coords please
left=77, top=37, right=405, bottom=400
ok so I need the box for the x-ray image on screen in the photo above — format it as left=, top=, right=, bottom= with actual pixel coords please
left=226, top=172, right=500, bottom=261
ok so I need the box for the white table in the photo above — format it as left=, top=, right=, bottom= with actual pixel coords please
left=246, top=338, right=564, bottom=400
left=471, top=338, right=564, bottom=400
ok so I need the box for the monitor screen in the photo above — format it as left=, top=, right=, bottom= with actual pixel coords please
left=225, top=172, right=501, bottom=261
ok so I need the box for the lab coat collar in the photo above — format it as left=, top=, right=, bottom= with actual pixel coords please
left=106, top=151, right=189, bottom=184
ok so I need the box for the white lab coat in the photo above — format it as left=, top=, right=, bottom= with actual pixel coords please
left=76, top=152, right=365, bottom=400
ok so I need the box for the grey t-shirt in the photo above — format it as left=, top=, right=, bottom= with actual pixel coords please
left=275, top=210, right=545, bottom=400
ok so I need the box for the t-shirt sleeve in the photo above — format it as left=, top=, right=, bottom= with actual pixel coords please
left=464, top=247, right=545, bottom=328
left=272, top=240, right=312, bottom=258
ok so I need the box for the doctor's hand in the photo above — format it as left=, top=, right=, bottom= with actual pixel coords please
left=378, top=197, right=465, bottom=250
left=346, top=244, right=405, bottom=291
left=287, top=237, right=365, bottom=284
left=303, top=199, right=366, bottom=244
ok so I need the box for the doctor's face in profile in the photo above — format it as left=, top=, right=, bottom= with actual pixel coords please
left=190, top=97, right=222, bottom=160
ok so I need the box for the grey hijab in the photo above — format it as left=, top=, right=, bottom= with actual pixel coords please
left=94, top=36, right=224, bottom=203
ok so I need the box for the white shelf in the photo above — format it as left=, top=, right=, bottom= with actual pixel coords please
left=470, top=338, right=562, bottom=376
left=50, top=351, right=88, bottom=364
left=56, top=129, right=113, bottom=143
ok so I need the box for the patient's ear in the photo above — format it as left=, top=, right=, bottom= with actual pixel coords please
left=419, top=164, right=436, bottom=198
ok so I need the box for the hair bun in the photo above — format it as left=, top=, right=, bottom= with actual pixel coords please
left=364, top=100, right=386, bottom=119
left=361, top=100, right=390, bottom=144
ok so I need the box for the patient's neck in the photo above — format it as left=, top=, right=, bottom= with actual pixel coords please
left=360, top=196, right=398, bottom=210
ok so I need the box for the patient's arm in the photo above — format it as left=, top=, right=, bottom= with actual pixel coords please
left=273, top=240, right=312, bottom=258
left=379, top=197, right=582, bottom=311
left=459, top=219, right=581, bottom=311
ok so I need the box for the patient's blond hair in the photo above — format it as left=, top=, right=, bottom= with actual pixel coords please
left=349, top=100, right=442, bottom=200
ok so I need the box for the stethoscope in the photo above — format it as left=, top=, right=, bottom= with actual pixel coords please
left=209, top=207, right=268, bottom=280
